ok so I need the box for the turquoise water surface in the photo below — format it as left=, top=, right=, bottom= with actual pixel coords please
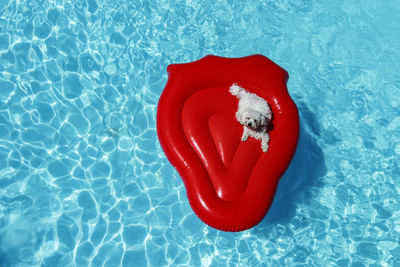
left=1, top=0, right=400, bottom=266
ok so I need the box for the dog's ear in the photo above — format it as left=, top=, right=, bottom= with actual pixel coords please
left=260, top=115, right=267, bottom=125
left=236, top=112, right=243, bottom=125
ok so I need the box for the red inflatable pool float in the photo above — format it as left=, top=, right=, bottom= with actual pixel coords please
left=157, top=55, right=299, bottom=231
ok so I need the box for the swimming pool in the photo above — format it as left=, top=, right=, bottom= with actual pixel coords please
left=1, top=0, right=399, bottom=266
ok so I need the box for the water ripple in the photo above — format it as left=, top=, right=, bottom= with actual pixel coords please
left=0, top=0, right=400, bottom=266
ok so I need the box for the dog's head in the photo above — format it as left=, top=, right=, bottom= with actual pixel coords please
left=238, top=109, right=270, bottom=132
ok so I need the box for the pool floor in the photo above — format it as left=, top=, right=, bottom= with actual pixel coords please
left=0, top=0, right=400, bottom=266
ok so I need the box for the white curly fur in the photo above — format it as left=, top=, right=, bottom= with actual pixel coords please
left=230, top=84, right=272, bottom=152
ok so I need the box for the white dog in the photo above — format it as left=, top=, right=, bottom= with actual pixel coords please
left=229, top=84, right=272, bottom=152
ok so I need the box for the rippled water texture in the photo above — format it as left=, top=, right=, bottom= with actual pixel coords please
left=1, top=0, right=400, bottom=266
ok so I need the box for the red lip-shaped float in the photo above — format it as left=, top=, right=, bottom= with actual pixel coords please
left=157, top=55, right=299, bottom=231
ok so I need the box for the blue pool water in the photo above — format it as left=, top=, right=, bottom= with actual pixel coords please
left=1, top=0, right=400, bottom=266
